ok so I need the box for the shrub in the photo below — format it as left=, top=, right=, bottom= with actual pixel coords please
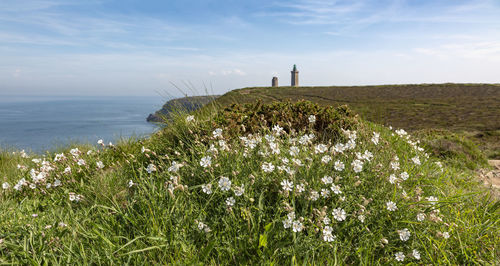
left=415, top=129, right=488, bottom=170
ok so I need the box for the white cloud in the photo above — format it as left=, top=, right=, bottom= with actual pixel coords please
left=415, top=41, right=500, bottom=61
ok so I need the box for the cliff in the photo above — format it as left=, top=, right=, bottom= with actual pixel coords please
left=146, top=95, right=219, bottom=122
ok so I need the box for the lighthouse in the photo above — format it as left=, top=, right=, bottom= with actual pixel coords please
left=291, top=64, right=299, bottom=87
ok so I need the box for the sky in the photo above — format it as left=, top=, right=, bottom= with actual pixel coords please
left=1, top=0, right=500, bottom=97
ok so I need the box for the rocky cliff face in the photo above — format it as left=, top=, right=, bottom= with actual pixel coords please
left=146, top=95, right=219, bottom=122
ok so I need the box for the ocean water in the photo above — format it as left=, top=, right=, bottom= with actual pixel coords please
left=0, top=95, right=166, bottom=153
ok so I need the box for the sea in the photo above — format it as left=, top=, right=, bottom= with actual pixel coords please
left=0, top=95, right=167, bottom=154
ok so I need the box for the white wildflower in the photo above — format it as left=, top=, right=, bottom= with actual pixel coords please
left=207, top=144, right=218, bottom=154
left=69, top=148, right=80, bottom=157
left=2, top=182, right=10, bottom=190
left=333, top=143, right=346, bottom=153
left=69, top=193, right=77, bottom=202
left=390, top=161, right=400, bottom=170
left=289, top=146, right=299, bottom=156
left=283, top=219, right=292, bottom=229
left=308, top=115, right=316, bottom=123
left=128, top=180, right=135, bottom=188
left=77, top=159, right=86, bottom=166
left=443, top=232, right=450, bottom=239
left=395, top=129, right=408, bottom=137
left=412, top=249, right=421, bottom=260
left=292, top=158, right=303, bottom=166
left=296, top=183, right=305, bottom=193
left=332, top=208, right=346, bottom=221
left=389, top=174, right=398, bottom=184
left=146, top=164, right=157, bottom=173
left=363, top=150, right=373, bottom=161
left=398, top=228, right=410, bottom=241
left=281, top=179, right=293, bottom=192
left=358, top=214, right=365, bottom=223
left=412, top=156, right=421, bottom=165
left=186, top=115, right=195, bottom=122
left=330, top=184, right=342, bottom=194
left=53, top=179, right=61, bottom=187
left=262, top=162, right=275, bottom=173
left=310, top=190, right=319, bottom=201
left=218, top=177, right=231, bottom=192
left=417, top=213, right=425, bottom=222
left=321, top=155, right=332, bottom=164
left=345, top=139, right=356, bottom=150
left=202, top=184, right=213, bottom=194
left=264, top=134, right=275, bottom=142
left=272, top=125, right=284, bottom=136
left=97, top=139, right=104, bottom=145
left=292, top=220, right=304, bottom=232
left=269, top=142, right=280, bottom=154
left=168, top=161, right=182, bottom=172
left=395, top=252, right=405, bottom=262
left=225, top=197, right=235, bottom=207
left=386, top=201, right=397, bottom=211
left=200, top=156, right=212, bottom=168
left=426, top=196, right=438, bottom=205
left=351, top=159, right=363, bottom=173
left=233, top=185, right=244, bottom=196
left=315, top=144, right=328, bottom=154
left=323, top=226, right=336, bottom=242
left=96, top=161, right=104, bottom=169
left=323, top=217, right=331, bottom=225
left=321, top=175, right=333, bottom=184
left=371, top=132, right=380, bottom=145
left=86, top=150, right=93, bottom=155
left=63, top=167, right=71, bottom=174
left=400, top=172, right=409, bottom=181
left=54, top=153, right=65, bottom=162
left=212, top=128, right=223, bottom=138
left=321, top=188, right=330, bottom=198
left=334, top=161, right=345, bottom=171
left=197, top=221, right=206, bottom=230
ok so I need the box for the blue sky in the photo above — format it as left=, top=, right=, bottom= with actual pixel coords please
left=1, top=0, right=500, bottom=96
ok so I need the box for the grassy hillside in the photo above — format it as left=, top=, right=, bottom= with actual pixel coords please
left=1, top=101, right=498, bottom=264
left=211, top=83, right=500, bottom=158
left=147, top=95, right=219, bottom=122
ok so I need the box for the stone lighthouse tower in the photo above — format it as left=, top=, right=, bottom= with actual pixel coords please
left=291, top=64, right=299, bottom=87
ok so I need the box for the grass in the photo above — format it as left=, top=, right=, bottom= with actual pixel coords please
left=211, top=83, right=500, bottom=159
left=0, top=100, right=498, bottom=264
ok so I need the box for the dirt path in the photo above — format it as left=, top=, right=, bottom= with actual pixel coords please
left=478, top=160, right=500, bottom=198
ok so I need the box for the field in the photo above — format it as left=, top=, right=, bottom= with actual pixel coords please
left=214, top=83, right=500, bottom=158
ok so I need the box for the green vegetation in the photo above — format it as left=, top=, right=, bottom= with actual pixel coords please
left=1, top=101, right=498, bottom=264
left=147, top=95, right=219, bottom=122
left=415, top=129, right=488, bottom=170
left=210, top=83, right=500, bottom=159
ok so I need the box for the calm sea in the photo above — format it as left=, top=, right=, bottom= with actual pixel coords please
left=0, top=95, right=166, bottom=153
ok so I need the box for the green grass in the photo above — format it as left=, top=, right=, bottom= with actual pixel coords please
left=0, top=101, right=498, bottom=264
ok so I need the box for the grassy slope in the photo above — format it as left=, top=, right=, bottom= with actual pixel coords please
left=147, top=95, right=219, bottom=122
left=213, top=83, right=500, bottom=158
left=0, top=101, right=498, bottom=264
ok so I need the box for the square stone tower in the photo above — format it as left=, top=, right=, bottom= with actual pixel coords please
left=272, top=77, right=278, bottom=87
left=291, top=64, right=299, bottom=87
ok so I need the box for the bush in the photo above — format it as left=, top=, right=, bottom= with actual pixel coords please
left=415, top=129, right=488, bottom=170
